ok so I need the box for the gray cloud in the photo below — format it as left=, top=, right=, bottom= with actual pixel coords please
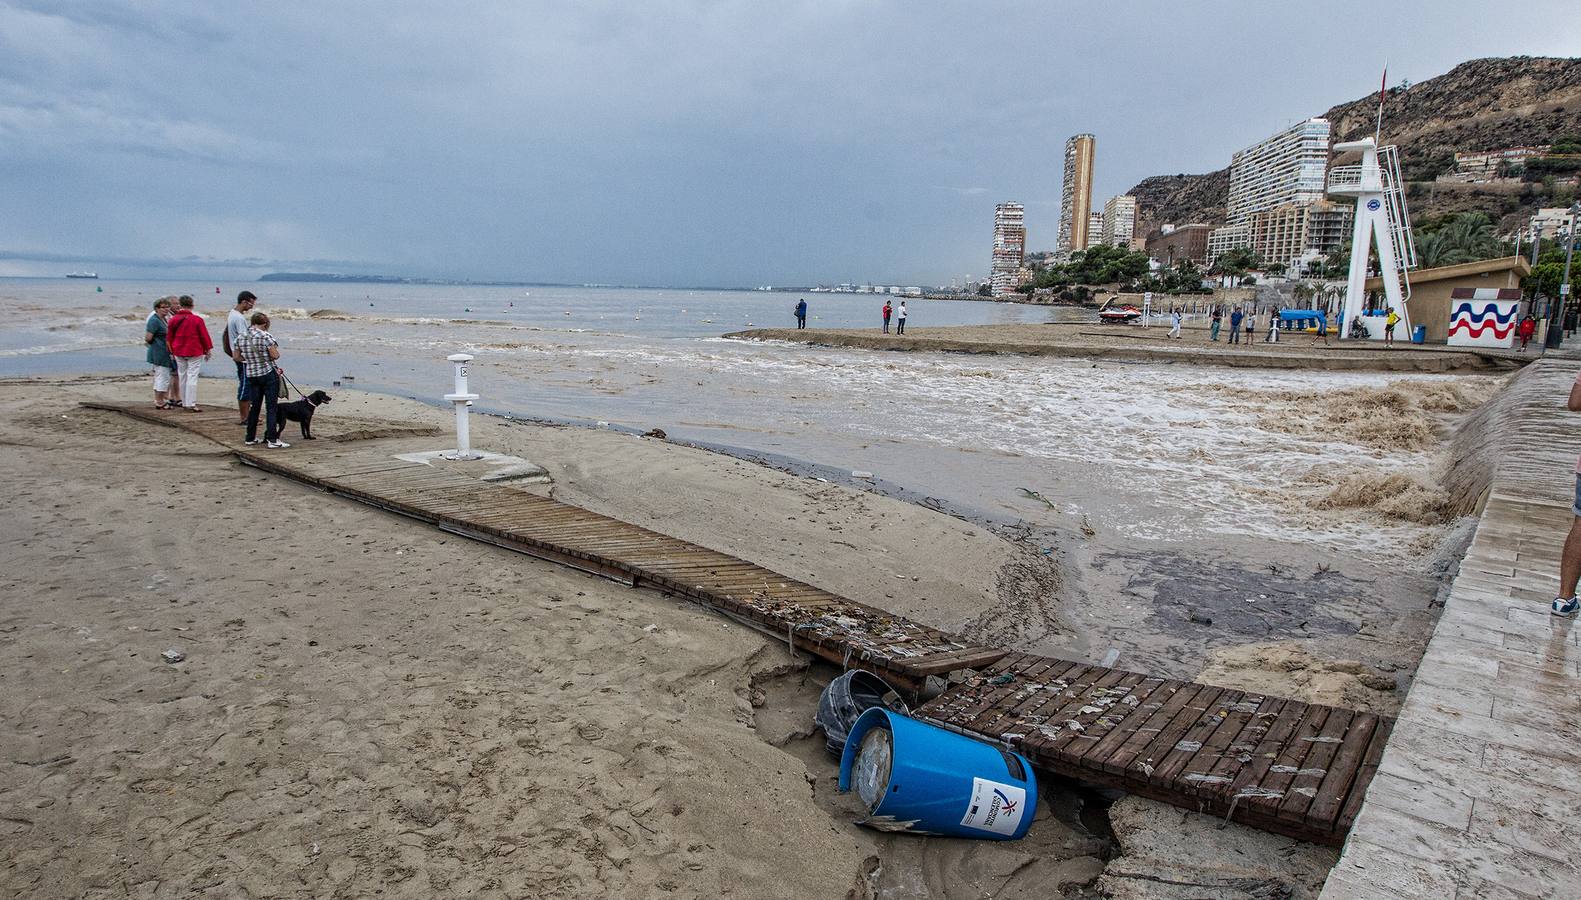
left=1, top=1, right=1578, bottom=285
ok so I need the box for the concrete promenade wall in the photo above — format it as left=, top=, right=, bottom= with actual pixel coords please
left=1320, top=352, right=1581, bottom=898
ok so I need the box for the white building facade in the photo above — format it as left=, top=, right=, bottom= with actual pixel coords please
left=1100, top=195, right=1137, bottom=249
left=990, top=202, right=1027, bottom=296
left=1226, top=118, right=1332, bottom=224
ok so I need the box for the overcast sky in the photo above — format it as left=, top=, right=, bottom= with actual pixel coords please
left=2, top=1, right=1577, bottom=286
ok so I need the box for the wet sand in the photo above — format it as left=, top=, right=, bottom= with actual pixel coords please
left=0, top=370, right=1498, bottom=898
left=730, top=323, right=1526, bottom=373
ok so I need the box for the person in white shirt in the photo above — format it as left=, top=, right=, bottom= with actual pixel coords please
left=225, top=291, right=257, bottom=425
left=896, top=302, right=908, bottom=334
left=1168, top=309, right=1182, bottom=338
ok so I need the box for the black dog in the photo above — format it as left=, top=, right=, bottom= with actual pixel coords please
left=276, top=390, right=331, bottom=439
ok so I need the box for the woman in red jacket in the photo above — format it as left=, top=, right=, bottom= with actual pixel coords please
left=1518, top=314, right=1537, bottom=352
left=165, top=295, right=214, bottom=411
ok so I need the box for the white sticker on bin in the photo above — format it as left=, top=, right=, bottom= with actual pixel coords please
left=959, top=777, right=1027, bottom=836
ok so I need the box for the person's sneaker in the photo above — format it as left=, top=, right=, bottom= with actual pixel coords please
left=266, top=439, right=291, bottom=449
left=1553, top=596, right=1579, bottom=618
left=243, top=438, right=262, bottom=446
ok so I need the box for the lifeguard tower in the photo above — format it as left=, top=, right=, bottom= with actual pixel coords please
left=1327, top=137, right=1417, bottom=339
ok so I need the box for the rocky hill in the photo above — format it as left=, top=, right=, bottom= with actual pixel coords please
left=1130, top=56, right=1581, bottom=237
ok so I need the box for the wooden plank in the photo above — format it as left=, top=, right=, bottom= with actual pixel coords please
left=1283, top=708, right=1372, bottom=828
left=1243, top=704, right=1330, bottom=818
left=1283, top=709, right=1364, bottom=828
left=1129, top=685, right=1226, bottom=787
left=963, top=661, right=1086, bottom=737
left=1337, top=716, right=1393, bottom=831
left=1073, top=676, right=1173, bottom=769
left=1098, top=681, right=1208, bottom=778
left=1020, top=667, right=1134, bottom=757
left=1039, top=672, right=1152, bottom=761
left=1190, top=696, right=1287, bottom=802
left=1145, top=687, right=1246, bottom=791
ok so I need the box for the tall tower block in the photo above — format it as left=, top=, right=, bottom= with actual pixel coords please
left=1058, top=134, right=1096, bottom=258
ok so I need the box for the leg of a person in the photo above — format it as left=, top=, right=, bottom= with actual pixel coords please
left=1561, top=484, right=1581, bottom=601
left=262, top=372, right=281, bottom=441
left=244, top=376, right=267, bottom=442
left=177, top=357, right=200, bottom=407
left=236, top=360, right=250, bottom=420
left=152, top=366, right=170, bottom=406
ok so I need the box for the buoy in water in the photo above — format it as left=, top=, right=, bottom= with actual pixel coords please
left=96, top=285, right=103, bottom=292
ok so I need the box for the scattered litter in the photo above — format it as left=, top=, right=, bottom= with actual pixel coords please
left=988, top=673, right=1015, bottom=685
left=642, top=428, right=667, bottom=439
left=160, top=649, right=185, bottom=664
left=1099, top=647, right=1120, bottom=668
left=1064, top=720, right=1085, bottom=732
left=1018, top=488, right=1058, bottom=510
left=1270, top=765, right=1328, bottom=776
left=310, top=842, right=320, bottom=856
left=1174, top=740, right=1202, bottom=752
left=1189, top=612, right=1213, bottom=626
left=642, top=624, right=659, bottom=633
left=1183, top=773, right=1232, bottom=784
left=851, top=470, right=874, bottom=480
left=1302, top=736, right=1343, bottom=744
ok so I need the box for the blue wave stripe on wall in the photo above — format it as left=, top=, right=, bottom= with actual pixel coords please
left=1449, top=303, right=1517, bottom=324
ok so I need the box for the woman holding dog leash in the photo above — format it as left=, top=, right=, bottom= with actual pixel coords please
left=232, top=312, right=289, bottom=448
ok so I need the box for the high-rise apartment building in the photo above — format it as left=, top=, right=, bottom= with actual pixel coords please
left=1245, top=200, right=1353, bottom=271
left=1086, top=211, right=1104, bottom=250
left=990, top=202, right=1026, bottom=297
left=1100, top=195, right=1137, bottom=249
left=1225, top=118, right=1331, bottom=224
left=1057, top=133, right=1096, bottom=258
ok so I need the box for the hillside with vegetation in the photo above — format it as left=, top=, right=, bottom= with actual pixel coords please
left=1129, top=56, right=1581, bottom=237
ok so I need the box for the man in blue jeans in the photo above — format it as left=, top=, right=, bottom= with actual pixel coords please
left=232, top=312, right=289, bottom=449
left=1555, top=370, right=1581, bottom=617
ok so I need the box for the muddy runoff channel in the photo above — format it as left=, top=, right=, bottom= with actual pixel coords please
left=482, top=364, right=1499, bottom=898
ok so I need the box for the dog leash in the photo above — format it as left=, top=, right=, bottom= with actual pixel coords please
left=278, top=370, right=308, bottom=401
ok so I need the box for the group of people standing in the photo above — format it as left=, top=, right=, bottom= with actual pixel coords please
left=789, top=299, right=909, bottom=334
left=143, top=290, right=291, bottom=448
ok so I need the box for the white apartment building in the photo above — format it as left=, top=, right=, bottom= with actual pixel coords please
left=990, top=202, right=1027, bottom=297
left=1207, top=222, right=1252, bottom=264
left=1085, top=211, right=1104, bottom=249
left=1100, top=195, right=1137, bottom=249
left=1225, top=118, right=1332, bottom=224
left=1531, top=207, right=1578, bottom=241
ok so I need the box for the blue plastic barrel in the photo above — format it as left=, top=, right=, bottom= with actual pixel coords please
left=1412, top=324, right=1426, bottom=344
left=837, top=707, right=1037, bottom=840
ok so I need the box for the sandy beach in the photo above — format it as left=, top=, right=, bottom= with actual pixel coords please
left=0, top=373, right=1416, bottom=898
left=729, top=323, right=1526, bottom=373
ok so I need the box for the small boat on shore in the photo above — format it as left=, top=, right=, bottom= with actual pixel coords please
left=65, top=271, right=99, bottom=279
left=1096, top=305, right=1142, bottom=324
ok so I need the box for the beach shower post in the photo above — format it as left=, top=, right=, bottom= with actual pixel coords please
left=443, top=353, right=482, bottom=460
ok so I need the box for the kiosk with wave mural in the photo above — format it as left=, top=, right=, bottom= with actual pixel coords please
left=1446, top=287, right=1520, bottom=349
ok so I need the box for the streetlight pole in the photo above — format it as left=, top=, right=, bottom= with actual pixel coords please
left=1558, top=202, right=1579, bottom=348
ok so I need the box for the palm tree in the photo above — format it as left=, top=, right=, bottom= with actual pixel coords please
left=1415, top=213, right=1505, bottom=268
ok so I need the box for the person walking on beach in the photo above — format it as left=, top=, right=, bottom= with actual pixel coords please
left=794, top=298, right=807, bottom=329
left=234, top=312, right=289, bottom=448
left=1384, top=308, right=1400, bottom=347
left=165, top=295, right=212, bottom=411
left=143, top=297, right=178, bottom=408
left=225, top=291, right=257, bottom=424
left=882, top=300, right=892, bottom=333
left=896, top=301, right=908, bottom=334
left=1228, top=308, right=1243, bottom=345
left=1167, top=309, right=1182, bottom=338
left=1245, top=312, right=1256, bottom=344
left=1552, top=371, right=1581, bottom=617
left=1518, top=314, right=1537, bottom=351
left=1209, top=309, right=1222, bottom=342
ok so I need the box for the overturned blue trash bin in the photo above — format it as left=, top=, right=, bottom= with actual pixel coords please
left=837, top=707, right=1037, bottom=840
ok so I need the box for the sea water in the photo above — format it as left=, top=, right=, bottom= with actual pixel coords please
left=0, top=278, right=1463, bottom=555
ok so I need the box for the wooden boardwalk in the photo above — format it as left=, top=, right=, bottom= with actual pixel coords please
left=917, top=654, right=1392, bottom=846
left=90, top=400, right=1390, bottom=845
left=84, top=402, right=1004, bottom=691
